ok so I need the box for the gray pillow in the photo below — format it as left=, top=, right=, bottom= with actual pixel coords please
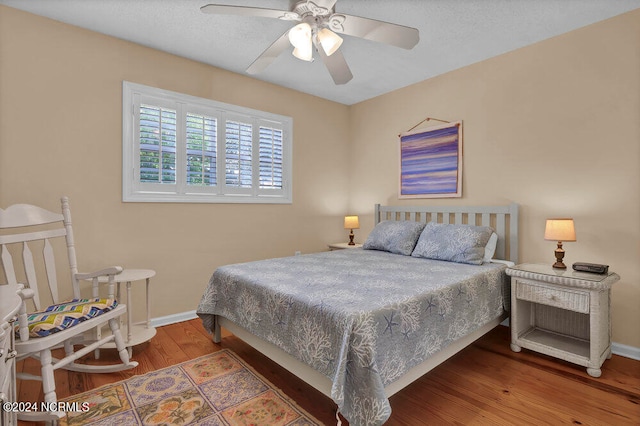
left=363, top=220, right=426, bottom=255
left=412, top=222, right=495, bottom=265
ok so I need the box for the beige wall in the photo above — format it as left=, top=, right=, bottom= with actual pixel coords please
left=1, top=6, right=638, bottom=349
left=0, top=6, right=350, bottom=320
left=349, top=10, right=640, bottom=348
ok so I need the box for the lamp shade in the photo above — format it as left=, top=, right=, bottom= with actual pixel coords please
left=292, top=46, right=313, bottom=61
left=344, top=215, right=360, bottom=229
left=288, top=23, right=311, bottom=48
left=317, top=28, right=343, bottom=56
left=289, top=23, right=313, bottom=61
left=544, top=219, right=576, bottom=242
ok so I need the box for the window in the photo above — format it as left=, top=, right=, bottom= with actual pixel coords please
left=122, top=81, right=292, bottom=203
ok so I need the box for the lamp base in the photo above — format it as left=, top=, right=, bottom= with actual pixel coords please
left=348, top=229, right=355, bottom=245
left=552, top=243, right=566, bottom=269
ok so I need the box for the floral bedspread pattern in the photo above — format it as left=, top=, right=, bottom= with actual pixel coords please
left=197, top=249, right=508, bottom=426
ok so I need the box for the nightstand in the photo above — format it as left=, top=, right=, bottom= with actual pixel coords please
left=328, top=242, right=363, bottom=250
left=506, top=263, right=620, bottom=377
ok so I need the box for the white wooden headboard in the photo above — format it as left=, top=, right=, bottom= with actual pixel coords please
left=375, top=203, right=519, bottom=263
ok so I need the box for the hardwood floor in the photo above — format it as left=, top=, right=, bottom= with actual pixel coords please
left=16, top=320, right=640, bottom=425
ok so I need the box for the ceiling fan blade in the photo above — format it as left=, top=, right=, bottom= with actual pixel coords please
left=246, top=30, right=291, bottom=75
left=317, top=47, right=353, bottom=85
left=200, top=4, right=299, bottom=21
left=329, top=14, right=419, bottom=49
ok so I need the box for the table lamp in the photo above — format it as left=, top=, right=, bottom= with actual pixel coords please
left=544, top=218, right=576, bottom=269
left=344, top=215, right=359, bottom=245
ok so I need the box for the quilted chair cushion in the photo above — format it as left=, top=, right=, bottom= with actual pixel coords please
left=20, top=298, right=118, bottom=338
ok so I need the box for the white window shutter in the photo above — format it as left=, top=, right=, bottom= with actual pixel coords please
left=139, top=104, right=177, bottom=184
left=259, top=126, right=283, bottom=190
left=123, top=81, right=292, bottom=203
left=186, top=113, right=217, bottom=187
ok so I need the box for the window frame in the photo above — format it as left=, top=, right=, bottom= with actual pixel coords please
left=122, top=81, right=293, bottom=204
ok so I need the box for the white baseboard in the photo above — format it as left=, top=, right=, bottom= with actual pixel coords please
left=150, top=310, right=198, bottom=328
left=611, top=342, right=640, bottom=361
left=152, top=311, right=640, bottom=361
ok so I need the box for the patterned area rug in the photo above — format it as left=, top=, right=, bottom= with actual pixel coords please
left=59, top=349, right=323, bottom=425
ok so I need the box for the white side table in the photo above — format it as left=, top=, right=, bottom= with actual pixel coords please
left=506, top=263, right=620, bottom=377
left=328, top=242, right=363, bottom=250
left=89, top=269, right=156, bottom=356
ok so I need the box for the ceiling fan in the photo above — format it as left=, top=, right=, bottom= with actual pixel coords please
left=201, top=0, right=419, bottom=85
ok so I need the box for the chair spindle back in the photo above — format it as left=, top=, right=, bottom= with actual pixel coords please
left=0, top=197, right=81, bottom=310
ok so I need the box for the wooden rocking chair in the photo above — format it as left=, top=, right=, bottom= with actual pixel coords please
left=0, top=197, right=137, bottom=422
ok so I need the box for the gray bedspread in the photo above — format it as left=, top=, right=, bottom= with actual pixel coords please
left=197, top=248, right=508, bottom=426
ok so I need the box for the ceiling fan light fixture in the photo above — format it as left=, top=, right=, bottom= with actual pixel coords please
left=289, top=22, right=313, bottom=61
left=288, top=22, right=312, bottom=49
left=292, top=46, right=313, bottom=61
left=288, top=22, right=313, bottom=61
left=317, top=28, right=343, bottom=56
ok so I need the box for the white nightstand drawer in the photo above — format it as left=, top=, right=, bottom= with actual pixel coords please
left=516, top=280, right=589, bottom=313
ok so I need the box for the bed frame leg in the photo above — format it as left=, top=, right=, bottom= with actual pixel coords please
left=213, top=315, right=221, bottom=343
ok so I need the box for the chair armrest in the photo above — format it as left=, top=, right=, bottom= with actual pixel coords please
left=75, top=266, right=123, bottom=299
left=75, top=266, right=123, bottom=280
left=17, top=287, right=35, bottom=301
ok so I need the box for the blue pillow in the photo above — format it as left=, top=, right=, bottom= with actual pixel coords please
left=363, top=221, right=426, bottom=256
left=411, top=222, right=495, bottom=265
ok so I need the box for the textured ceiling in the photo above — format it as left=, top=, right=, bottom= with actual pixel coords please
left=2, top=0, right=639, bottom=105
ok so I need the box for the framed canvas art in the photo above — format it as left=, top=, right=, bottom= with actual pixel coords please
left=399, top=120, right=462, bottom=198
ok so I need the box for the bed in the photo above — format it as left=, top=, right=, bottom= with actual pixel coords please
left=197, top=203, right=519, bottom=425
